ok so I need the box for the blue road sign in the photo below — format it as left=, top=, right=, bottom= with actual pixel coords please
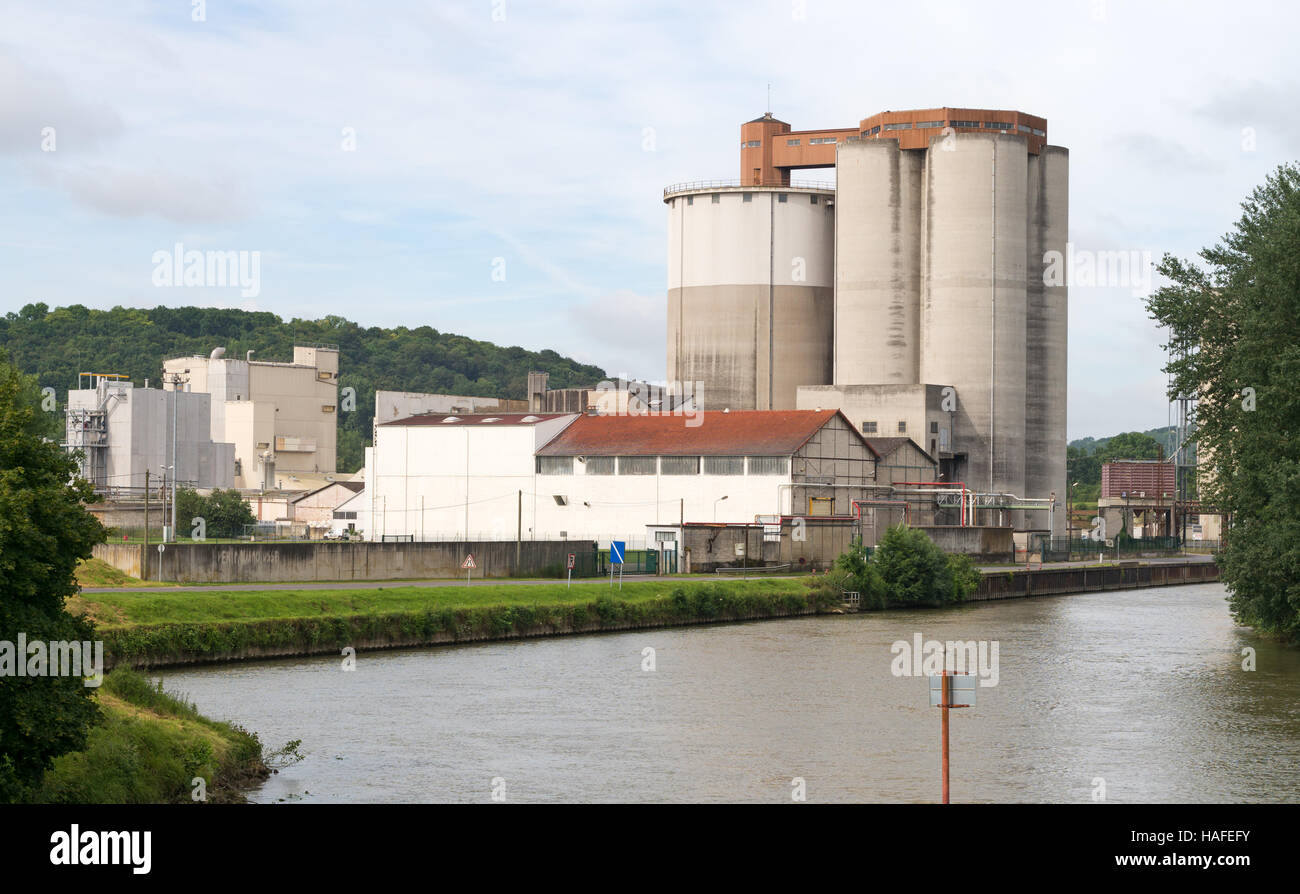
left=610, top=540, right=626, bottom=564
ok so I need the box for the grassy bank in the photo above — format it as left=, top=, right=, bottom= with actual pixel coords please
left=75, top=557, right=174, bottom=589
left=27, top=669, right=269, bottom=804
left=72, top=577, right=830, bottom=668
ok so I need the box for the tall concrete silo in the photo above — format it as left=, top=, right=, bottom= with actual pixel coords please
left=920, top=132, right=1029, bottom=511
left=666, top=185, right=834, bottom=411
left=834, top=140, right=923, bottom=385
left=1024, top=146, right=1069, bottom=533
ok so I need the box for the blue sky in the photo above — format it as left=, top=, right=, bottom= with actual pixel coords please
left=2, top=0, right=1297, bottom=439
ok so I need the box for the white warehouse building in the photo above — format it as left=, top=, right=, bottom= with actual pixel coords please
left=366, top=409, right=881, bottom=543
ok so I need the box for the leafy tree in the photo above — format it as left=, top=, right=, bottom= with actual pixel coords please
left=1096, top=431, right=1162, bottom=464
left=873, top=525, right=958, bottom=606
left=1145, top=162, right=1300, bottom=640
left=0, top=351, right=106, bottom=801
left=175, top=487, right=256, bottom=539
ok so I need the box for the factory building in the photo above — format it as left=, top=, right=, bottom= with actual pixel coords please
left=163, top=344, right=340, bottom=488
left=664, top=106, right=1068, bottom=532
left=65, top=374, right=235, bottom=492
left=365, top=409, right=882, bottom=547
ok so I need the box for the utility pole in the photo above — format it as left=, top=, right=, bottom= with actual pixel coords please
left=163, top=371, right=188, bottom=542
left=143, top=469, right=150, bottom=581
left=516, top=489, right=522, bottom=573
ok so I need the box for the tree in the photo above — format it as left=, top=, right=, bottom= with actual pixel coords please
left=0, top=351, right=106, bottom=800
left=175, top=487, right=255, bottom=539
left=1096, top=431, right=1162, bottom=464
left=1145, top=163, right=1300, bottom=640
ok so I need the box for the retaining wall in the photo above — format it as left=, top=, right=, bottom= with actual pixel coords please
left=973, top=560, right=1220, bottom=601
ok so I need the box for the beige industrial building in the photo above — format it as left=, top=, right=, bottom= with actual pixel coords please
left=164, top=344, right=339, bottom=488
left=664, top=106, right=1068, bottom=532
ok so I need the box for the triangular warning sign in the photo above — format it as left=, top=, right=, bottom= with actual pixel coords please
left=461, top=553, right=476, bottom=569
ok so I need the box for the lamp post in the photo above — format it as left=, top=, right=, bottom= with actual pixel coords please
left=713, top=495, right=728, bottom=522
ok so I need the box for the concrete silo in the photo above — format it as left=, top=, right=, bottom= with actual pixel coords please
left=665, top=184, right=834, bottom=411
left=1024, top=146, right=1070, bottom=533
left=920, top=131, right=1029, bottom=511
left=834, top=140, right=923, bottom=385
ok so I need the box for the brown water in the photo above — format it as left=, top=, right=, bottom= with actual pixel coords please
left=160, top=583, right=1300, bottom=803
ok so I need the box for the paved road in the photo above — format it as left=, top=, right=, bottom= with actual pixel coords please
left=81, top=554, right=1216, bottom=595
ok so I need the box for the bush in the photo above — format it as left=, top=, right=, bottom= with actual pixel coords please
left=829, top=526, right=980, bottom=608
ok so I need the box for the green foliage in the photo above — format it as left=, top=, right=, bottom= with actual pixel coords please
left=1146, top=162, right=1300, bottom=640
left=175, top=487, right=256, bottom=539
left=825, top=526, right=982, bottom=609
left=0, top=305, right=609, bottom=474
left=28, top=669, right=267, bottom=804
left=1067, top=432, right=1164, bottom=488
left=0, top=351, right=107, bottom=801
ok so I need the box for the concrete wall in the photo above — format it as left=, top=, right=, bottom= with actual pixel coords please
left=667, top=186, right=834, bottom=410
left=94, top=539, right=591, bottom=583
left=796, top=383, right=952, bottom=458
left=916, top=525, right=1015, bottom=563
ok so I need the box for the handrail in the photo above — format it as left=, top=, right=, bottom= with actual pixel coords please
left=664, top=179, right=835, bottom=197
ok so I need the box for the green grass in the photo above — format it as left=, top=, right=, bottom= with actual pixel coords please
left=74, top=557, right=174, bottom=589
left=73, top=578, right=811, bottom=630
left=27, top=669, right=267, bottom=804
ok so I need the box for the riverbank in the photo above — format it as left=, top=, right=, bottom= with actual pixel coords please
left=79, top=578, right=829, bottom=669
left=25, top=669, right=269, bottom=803
left=76, top=560, right=1221, bottom=670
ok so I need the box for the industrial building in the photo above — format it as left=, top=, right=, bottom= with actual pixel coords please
left=163, top=344, right=340, bottom=488
left=665, top=106, right=1068, bottom=533
left=65, top=374, right=235, bottom=493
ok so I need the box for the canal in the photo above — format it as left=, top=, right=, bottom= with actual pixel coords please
left=161, top=583, right=1300, bottom=803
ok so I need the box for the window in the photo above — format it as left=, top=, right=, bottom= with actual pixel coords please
left=808, top=496, right=834, bottom=516
left=747, top=456, right=789, bottom=476
left=584, top=456, right=615, bottom=475
left=660, top=456, right=700, bottom=475
left=1032, top=128, right=1046, bottom=137
left=868, top=125, right=881, bottom=135
left=916, top=120, right=945, bottom=129
left=1018, top=124, right=1032, bottom=133
left=898, top=421, right=907, bottom=433
left=686, top=196, right=693, bottom=205
left=882, top=122, right=913, bottom=131
left=786, top=139, right=801, bottom=146
left=322, top=405, right=335, bottom=413
left=777, top=194, right=788, bottom=203
left=745, top=140, right=761, bottom=148
left=862, top=421, right=877, bottom=434
left=950, top=120, right=979, bottom=128
left=703, top=455, right=745, bottom=475
left=743, top=193, right=753, bottom=203
left=617, top=456, right=657, bottom=475
left=711, top=193, right=720, bottom=204
left=810, top=195, right=818, bottom=204
left=930, top=421, right=939, bottom=433
left=333, top=510, right=357, bottom=520
left=984, top=121, right=1014, bottom=130
left=536, top=456, right=573, bottom=475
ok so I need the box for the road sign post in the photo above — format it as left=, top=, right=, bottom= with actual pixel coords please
left=566, top=552, right=575, bottom=589
left=609, top=540, right=625, bottom=590
left=462, top=553, right=476, bottom=584
left=928, top=671, right=975, bottom=803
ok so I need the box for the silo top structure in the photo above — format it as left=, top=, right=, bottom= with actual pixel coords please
left=740, top=108, right=1047, bottom=185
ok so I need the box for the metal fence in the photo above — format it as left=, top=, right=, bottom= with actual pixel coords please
left=1038, top=537, right=1222, bottom=561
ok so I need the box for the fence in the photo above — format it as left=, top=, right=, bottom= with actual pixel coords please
left=1037, top=536, right=1222, bottom=562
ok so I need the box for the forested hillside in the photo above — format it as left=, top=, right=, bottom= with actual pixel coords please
left=0, top=303, right=607, bottom=472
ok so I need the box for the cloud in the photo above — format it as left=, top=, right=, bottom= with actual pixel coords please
left=34, top=162, right=255, bottom=224
left=0, top=48, right=122, bottom=154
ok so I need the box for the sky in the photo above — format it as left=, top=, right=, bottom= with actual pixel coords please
left=1, top=0, right=1296, bottom=440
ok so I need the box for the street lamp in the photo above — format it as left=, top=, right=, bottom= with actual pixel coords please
left=714, top=495, right=728, bottom=522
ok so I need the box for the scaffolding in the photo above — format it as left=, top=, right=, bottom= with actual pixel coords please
left=63, top=373, right=130, bottom=491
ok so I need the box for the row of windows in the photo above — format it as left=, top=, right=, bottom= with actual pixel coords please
left=536, top=455, right=791, bottom=476
left=686, top=193, right=820, bottom=206
left=808, top=136, right=838, bottom=144
left=860, top=421, right=942, bottom=435
left=861, top=119, right=1045, bottom=136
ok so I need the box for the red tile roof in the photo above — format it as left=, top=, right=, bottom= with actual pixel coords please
left=536, top=410, right=870, bottom=456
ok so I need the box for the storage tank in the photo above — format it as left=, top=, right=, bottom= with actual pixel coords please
left=666, top=184, right=834, bottom=411
left=920, top=132, right=1028, bottom=514
left=1024, top=146, right=1069, bottom=532
left=834, top=140, right=923, bottom=385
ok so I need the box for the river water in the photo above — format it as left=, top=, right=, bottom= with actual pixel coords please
left=160, top=583, right=1300, bottom=803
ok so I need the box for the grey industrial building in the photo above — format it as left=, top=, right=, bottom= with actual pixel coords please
left=664, top=106, right=1068, bottom=532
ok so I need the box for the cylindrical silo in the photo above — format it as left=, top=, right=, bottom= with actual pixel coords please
left=921, top=132, right=1028, bottom=519
left=834, top=140, right=923, bottom=385
left=1024, top=147, right=1069, bottom=532
left=666, top=185, right=834, bottom=411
